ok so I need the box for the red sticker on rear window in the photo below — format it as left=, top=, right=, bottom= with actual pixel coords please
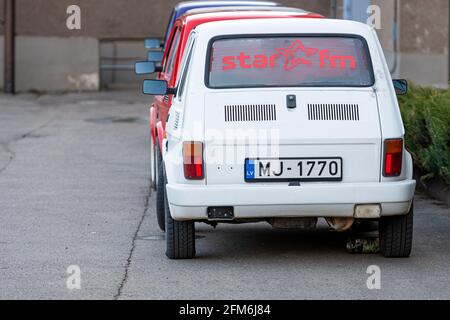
left=209, top=37, right=372, bottom=88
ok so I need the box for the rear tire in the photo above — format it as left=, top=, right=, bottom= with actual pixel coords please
left=150, top=136, right=161, bottom=191
left=164, top=165, right=196, bottom=259
left=154, top=139, right=162, bottom=190
left=156, top=163, right=165, bottom=231
left=379, top=202, right=413, bottom=258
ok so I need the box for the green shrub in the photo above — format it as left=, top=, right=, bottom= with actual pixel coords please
left=398, top=85, right=450, bottom=185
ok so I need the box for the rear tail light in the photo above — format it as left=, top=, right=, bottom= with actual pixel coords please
left=183, top=141, right=204, bottom=180
left=384, top=139, right=403, bottom=177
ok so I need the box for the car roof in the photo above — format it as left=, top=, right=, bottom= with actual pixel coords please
left=194, top=18, right=373, bottom=39
left=185, top=6, right=307, bottom=16
left=180, top=10, right=324, bottom=27
left=164, top=1, right=279, bottom=46
left=174, top=1, right=279, bottom=18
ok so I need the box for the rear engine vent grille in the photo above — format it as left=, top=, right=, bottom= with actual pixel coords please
left=224, top=104, right=277, bottom=122
left=308, top=104, right=360, bottom=121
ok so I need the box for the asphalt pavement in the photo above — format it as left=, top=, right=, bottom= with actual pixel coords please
left=0, top=91, right=448, bottom=299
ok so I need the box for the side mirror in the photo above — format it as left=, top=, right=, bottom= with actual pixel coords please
left=143, top=80, right=176, bottom=95
left=147, top=51, right=164, bottom=63
left=145, top=38, right=162, bottom=49
left=135, top=61, right=155, bottom=75
left=393, top=79, right=408, bottom=95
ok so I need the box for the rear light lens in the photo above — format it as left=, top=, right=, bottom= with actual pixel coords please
left=384, top=139, right=403, bottom=177
left=183, top=141, right=204, bottom=180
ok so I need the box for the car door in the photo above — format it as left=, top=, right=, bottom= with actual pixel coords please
left=153, top=26, right=182, bottom=137
left=166, top=31, right=197, bottom=142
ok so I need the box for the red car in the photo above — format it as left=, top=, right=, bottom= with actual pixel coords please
left=142, top=9, right=324, bottom=231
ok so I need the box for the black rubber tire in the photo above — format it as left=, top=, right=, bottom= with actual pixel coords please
left=150, top=137, right=157, bottom=191
left=164, top=165, right=196, bottom=259
left=156, top=162, right=165, bottom=231
left=379, top=202, right=414, bottom=258
left=154, top=139, right=162, bottom=191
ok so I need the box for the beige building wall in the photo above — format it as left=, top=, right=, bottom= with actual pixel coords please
left=337, top=0, right=449, bottom=88
left=397, top=0, right=449, bottom=88
left=0, top=0, right=329, bottom=38
left=0, top=0, right=448, bottom=91
left=0, top=0, right=331, bottom=91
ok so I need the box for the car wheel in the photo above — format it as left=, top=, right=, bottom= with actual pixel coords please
left=379, top=201, right=413, bottom=258
left=150, top=136, right=157, bottom=191
left=155, top=139, right=163, bottom=190
left=156, top=162, right=165, bottom=231
left=164, top=165, right=196, bottom=259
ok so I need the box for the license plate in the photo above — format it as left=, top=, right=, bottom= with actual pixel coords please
left=245, top=158, right=343, bottom=182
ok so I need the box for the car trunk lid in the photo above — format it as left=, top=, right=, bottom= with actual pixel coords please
left=204, top=89, right=382, bottom=184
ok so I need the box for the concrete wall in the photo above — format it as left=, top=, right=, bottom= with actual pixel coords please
left=100, top=40, right=148, bottom=89
left=0, top=0, right=330, bottom=38
left=0, top=36, right=3, bottom=88
left=0, top=36, right=100, bottom=92
left=15, top=36, right=100, bottom=92
left=0, top=0, right=448, bottom=91
left=336, top=0, right=449, bottom=88
left=1, top=0, right=331, bottom=92
left=397, top=0, right=449, bottom=88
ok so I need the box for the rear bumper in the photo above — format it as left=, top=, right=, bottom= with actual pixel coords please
left=166, top=180, right=416, bottom=221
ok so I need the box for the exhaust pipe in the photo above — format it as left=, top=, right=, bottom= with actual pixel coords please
left=325, top=217, right=354, bottom=232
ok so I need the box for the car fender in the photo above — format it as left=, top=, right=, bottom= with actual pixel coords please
left=150, top=105, right=157, bottom=144
left=404, top=150, right=414, bottom=180
left=156, top=120, right=165, bottom=153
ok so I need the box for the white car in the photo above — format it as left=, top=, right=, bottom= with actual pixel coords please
left=142, top=18, right=416, bottom=259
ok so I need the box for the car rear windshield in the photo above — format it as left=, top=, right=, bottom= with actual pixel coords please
left=207, top=36, right=374, bottom=88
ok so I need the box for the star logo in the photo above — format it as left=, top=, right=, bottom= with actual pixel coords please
left=276, top=40, right=319, bottom=71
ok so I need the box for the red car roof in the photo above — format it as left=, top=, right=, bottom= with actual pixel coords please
left=182, top=10, right=324, bottom=26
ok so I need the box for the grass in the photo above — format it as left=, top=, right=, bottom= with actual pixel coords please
left=398, top=85, right=450, bottom=185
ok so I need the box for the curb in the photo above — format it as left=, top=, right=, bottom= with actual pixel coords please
left=414, top=166, right=450, bottom=206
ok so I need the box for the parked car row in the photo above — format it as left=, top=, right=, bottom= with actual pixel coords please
left=136, top=1, right=415, bottom=260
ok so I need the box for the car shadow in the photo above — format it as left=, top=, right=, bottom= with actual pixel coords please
left=194, top=222, right=354, bottom=261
